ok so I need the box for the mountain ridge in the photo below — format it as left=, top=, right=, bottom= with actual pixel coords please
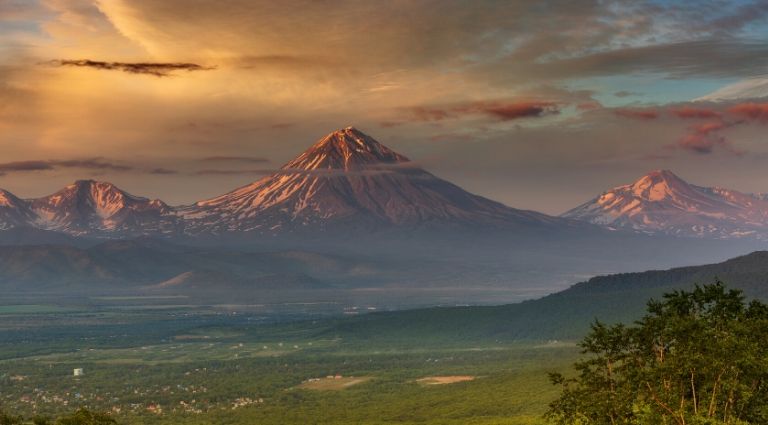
left=563, top=169, right=768, bottom=239
left=0, top=127, right=575, bottom=238
left=180, top=127, right=565, bottom=234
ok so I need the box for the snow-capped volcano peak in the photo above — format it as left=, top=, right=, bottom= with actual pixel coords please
left=284, top=126, right=410, bottom=171
left=182, top=127, right=557, bottom=234
left=564, top=170, right=768, bottom=239
left=623, top=170, right=700, bottom=202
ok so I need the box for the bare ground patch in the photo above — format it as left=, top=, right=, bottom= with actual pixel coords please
left=416, top=375, right=476, bottom=385
left=297, top=376, right=371, bottom=390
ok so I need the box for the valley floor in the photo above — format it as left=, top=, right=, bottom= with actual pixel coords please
left=0, top=302, right=577, bottom=425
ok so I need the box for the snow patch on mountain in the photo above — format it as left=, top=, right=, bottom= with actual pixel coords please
left=563, top=170, right=768, bottom=239
left=180, top=127, right=560, bottom=234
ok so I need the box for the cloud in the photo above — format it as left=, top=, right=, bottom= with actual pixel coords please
left=728, top=103, right=768, bottom=122
left=614, top=108, right=659, bottom=120
left=405, top=100, right=561, bottom=124
left=0, top=158, right=181, bottom=176
left=698, top=1, right=768, bottom=34
left=678, top=121, right=732, bottom=154
left=480, top=101, right=561, bottom=121
left=695, top=77, right=768, bottom=102
left=200, top=156, right=270, bottom=164
left=48, top=59, right=215, bottom=77
left=613, top=91, right=638, bottom=98
left=670, top=106, right=721, bottom=119
left=52, top=158, right=134, bottom=171
left=0, top=1, right=47, bottom=20
left=148, top=168, right=178, bottom=175
left=666, top=102, right=768, bottom=154
left=0, top=158, right=132, bottom=174
left=193, top=169, right=272, bottom=176
left=577, top=101, right=602, bottom=111
left=0, top=160, right=55, bottom=173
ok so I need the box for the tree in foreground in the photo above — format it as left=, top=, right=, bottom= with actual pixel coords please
left=547, top=281, right=768, bottom=425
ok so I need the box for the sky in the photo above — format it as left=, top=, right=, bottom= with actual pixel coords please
left=1, top=0, right=768, bottom=214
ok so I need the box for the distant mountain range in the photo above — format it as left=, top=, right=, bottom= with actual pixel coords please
left=2, top=130, right=766, bottom=243
left=563, top=169, right=768, bottom=240
left=0, top=180, right=181, bottom=238
left=1, top=128, right=767, bottom=302
left=0, top=127, right=574, bottom=240
left=0, top=239, right=382, bottom=295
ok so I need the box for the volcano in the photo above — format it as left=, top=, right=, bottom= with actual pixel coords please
left=181, top=127, right=562, bottom=234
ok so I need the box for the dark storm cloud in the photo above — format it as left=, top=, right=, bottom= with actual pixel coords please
left=48, top=60, right=215, bottom=77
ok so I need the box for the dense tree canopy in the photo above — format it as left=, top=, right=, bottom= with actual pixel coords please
left=547, top=281, right=768, bottom=425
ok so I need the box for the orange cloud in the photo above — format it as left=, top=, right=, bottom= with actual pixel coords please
left=577, top=101, right=602, bottom=111
left=670, top=106, right=721, bottom=119
left=614, top=108, right=659, bottom=120
left=728, top=103, right=768, bottom=122
left=678, top=121, right=735, bottom=154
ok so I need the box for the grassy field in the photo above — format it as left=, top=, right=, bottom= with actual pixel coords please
left=0, top=305, right=579, bottom=424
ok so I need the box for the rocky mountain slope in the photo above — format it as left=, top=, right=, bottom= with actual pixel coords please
left=29, top=180, right=181, bottom=237
left=563, top=170, right=768, bottom=239
left=0, top=180, right=181, bottom=238
left=0, top=128, right=573, bottom=239
left=179, top=127, right=563, bottom=234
